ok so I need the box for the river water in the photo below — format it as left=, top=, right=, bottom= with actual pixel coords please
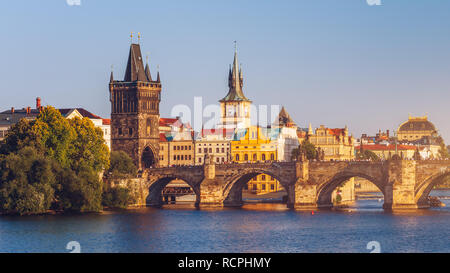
left=1, top=190, right=449, bottom=253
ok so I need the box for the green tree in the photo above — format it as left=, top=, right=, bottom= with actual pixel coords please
left=102, top=187, right=132, bottom=209
left=56, top=166, right=103, bottom=212
left=300, top=140, right=317, bottom=160
left=32, top=106, right=75, bottom=168
left=108, top=151, right=137, bottom=178
left=291, top=147, right=300, bottom=161
left=356, top=150, right=380, bottom=161
left=0, top=119, right=41, bottom=156
left=68, top=117, right=110, bottom=173
left=0, top=147, right=57, bottom=215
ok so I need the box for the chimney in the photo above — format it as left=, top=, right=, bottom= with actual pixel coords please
left=36, top=97, right=41, bottom=109
left=11, top=107, right=14, bottom=114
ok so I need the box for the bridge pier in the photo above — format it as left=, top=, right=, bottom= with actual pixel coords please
left=293, top=183, right=320, bottom=210
left=198, top=158, right=226, bottom=208
left=388, top=160, right=420, bottom=210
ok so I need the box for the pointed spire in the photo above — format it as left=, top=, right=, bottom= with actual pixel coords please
left=220, top=42, right=250, bottom=102
left=145, top=55, right=152, bottom=82
left=124, top=44, right=148, bottom=82
left=110, top=65, right=114, bottom=83
left=308, top=123, right=313, bottom=135
left=156, top=69, right=160, bottom=83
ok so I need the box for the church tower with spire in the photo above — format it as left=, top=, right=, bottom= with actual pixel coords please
left=219, top=45, right=252, bottom=129
left=109, top=42, right=161, bottom=169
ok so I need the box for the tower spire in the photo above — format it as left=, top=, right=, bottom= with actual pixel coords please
left=220, top=42, right=249, bottom=102
left=145, top=54, right=152, bottom=81
left=156, top=65, right=160, bottom=83
left=110, top=65, right=114, bottom=83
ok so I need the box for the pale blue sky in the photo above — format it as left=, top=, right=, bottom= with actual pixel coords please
left=1, top=0, right=449, bottom=142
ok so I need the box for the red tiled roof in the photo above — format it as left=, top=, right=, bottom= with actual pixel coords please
left=356, top=144, right=418, bottom=151
left=328, top=128, right=344, bottom=136
left=159, top=118, right=178, bottom=127
left=159, top=133, right=168, bottom=142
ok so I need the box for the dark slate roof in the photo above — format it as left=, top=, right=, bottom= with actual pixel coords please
left=398, top=118, right=436, bottom=132
left=124, top=44, right=149, bottom=82
left=0, top=110, right=39, bottom=126
left=274, top=106, right=296, bottom=127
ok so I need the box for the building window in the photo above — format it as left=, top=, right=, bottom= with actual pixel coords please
left=261, top=175, right=266, bottom=181
left=262, top=184, right=266, bottom=191
left=189, top=146, right=191, bottom=150
left=244, top=154, right=248, bottom=161
left=236, top=154, right=240, bottom=161
left=222, top=148, right=225, bottom=153
left=173, top=155, right=176, bottom=161
left=118, top=128, right=122, bottom=135
left=129, top=128, right=133, bottom=135
left=216, top=148, right=219, bottom=153
left=198, top=148, right=201, bottom=153
left=209, top=148, right=212, bottom=153
left=262, top=154, right=266, bottom=161
left=177, top=155, right=180, bottom=160
left=252, top=184, right=257, bottom=191
left=199, top=157, right=202, bottom=163
left=204, top=148, right=207, bottom=153
left=271, top=184, right=275, bottom=190
left=270, top=154, right=275, bottom=160
left=253, top=154, right=257, bottom=161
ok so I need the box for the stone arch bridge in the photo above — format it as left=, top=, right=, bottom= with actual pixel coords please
left=122, top=160, right=450, bottom=210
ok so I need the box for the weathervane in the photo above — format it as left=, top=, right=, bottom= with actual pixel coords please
left=130, top=32, right=133, bottom=43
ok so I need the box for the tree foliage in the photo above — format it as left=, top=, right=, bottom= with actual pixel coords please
left=108, top=151, right=137, bottom=178
left=0, top=147, right=57, bottom=215
left=0, top=106, right=111, bottom=215
left=356, top=150, right=380, bottom=161
left=300, top=140, right=318, bottom=160
left=102, top=187, right=132, bottom=209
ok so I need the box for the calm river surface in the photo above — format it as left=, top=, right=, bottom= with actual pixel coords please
left=1, top=190, right=449, bottom=253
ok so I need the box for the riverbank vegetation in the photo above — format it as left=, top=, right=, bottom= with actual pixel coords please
left=0, top=106, right=133, bottom=215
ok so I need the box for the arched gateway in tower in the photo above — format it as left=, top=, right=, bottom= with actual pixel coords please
left=109, top=42, right=161, bottom=169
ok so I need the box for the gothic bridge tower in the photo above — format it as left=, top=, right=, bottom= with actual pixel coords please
left=109, top=42, right=161, bottom=169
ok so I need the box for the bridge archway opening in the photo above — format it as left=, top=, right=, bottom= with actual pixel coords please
left=317, top=173, right=385, bottom=210
left=142, top=146, right=156, bottom=169
left=146, top=177, right=198, bottom=207
left=415, top=172, right=450, bottom=208
left=223, top=171, right=288, bottom=208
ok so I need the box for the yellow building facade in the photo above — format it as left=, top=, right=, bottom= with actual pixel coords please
left=231, top=126, right=283, bottom=194
left=306, top=125, right=355, bottom=161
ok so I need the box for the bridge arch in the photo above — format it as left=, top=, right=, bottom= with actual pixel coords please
left=415, top=170, right=450, bottom=207
left=317, top=171, right=385, bottom=208
left=222, top=168, right=291, bottom=207
left=146, top=175, right=200, bottom=206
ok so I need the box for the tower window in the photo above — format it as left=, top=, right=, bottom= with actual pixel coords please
left=129, top=128, right=133, bottom=135
left=118, top=128, right=122, bottom=135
